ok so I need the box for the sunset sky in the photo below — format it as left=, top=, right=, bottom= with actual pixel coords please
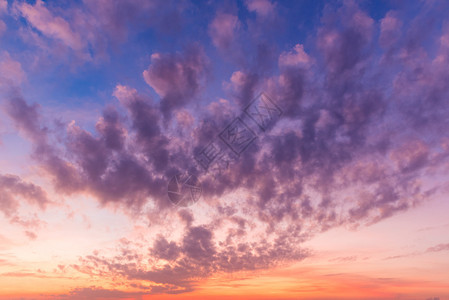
left=0, top=0, right=449, bottom=299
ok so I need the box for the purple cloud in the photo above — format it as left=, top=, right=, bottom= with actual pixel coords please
left=3, top=1, right=449, bottom=295
left=143, top=45, right=209, bottom=119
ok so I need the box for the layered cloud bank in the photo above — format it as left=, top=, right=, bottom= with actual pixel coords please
left=0, top=0, right=449, bottom=298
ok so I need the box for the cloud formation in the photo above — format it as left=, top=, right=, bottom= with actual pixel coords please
left=143, top=45, right=209, bottom=119
left=1, top=0, right=449, bottom=296
left=17, top=0, right=84, bottom=51
left=0, top=51, right=26, bottom=87
left=0, top=174, right=48, bottom=219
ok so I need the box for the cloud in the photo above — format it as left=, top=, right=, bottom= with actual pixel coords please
left=3, top=1, right=449, bottom=296
left=150, top=235, right=180, bottom=261
left=385, top=242, right=449, bottom=260
left=5, top=92, right=43, bottom=140
left=0, top=174, right=48, bottom=210
left=5, top=0, right=444, bottom=234
left=17, top=0, right=84, bottom=51
left=328, top=256, right=358, bottom=263
left=24, top=231, right=37, bottom=240
left=0, top=174, right=49, bottom=227
left=94, top=107, right=126, bottom=151
left=208, top=3, right=279, bottom=76
left=143, top=46, right=209, bottom=118
left=225, top=70, right=259, bottom=107
left=279, top=44, right=313, bottom=68
left=426, top=243, right=449, bottom=253
left=113, top=84, right=170, bottom=173
left=0, top=20, right=5, bottom=36
left=245, top=0, right=276, bottom=18
left=73, top=221, right=310, bottom=293
left=58, top=286, right=146, bottom=299
left=209, top=13, right=240, bottom=50
left=0, top=51, right=26, bottom=87
left=390, top=140, right=429, bottom=173
left=5, top=88, right=166, bottom=209
left=54, top=2, right=449, bottom=292
left=13, top=0, right=186, bottom=64
left=317, top=1, right=374, bottom=76
left=379, top=11, right=402, bottom=49
left=0, top=0, right=7, bottom=14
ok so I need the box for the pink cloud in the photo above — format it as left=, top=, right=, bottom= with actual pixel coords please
left=10, top=214, right=43, bottom=227
left=0, top=174, right=49, bottom=225
left=143, top=46, right=209, bottom=117
left=3, top=2, right=449, bottom=296
left=17, top=0, right=84, bottom=51
left=434, top=23, right=449, bottom=65
left=12, top=0, right=178, bottom=64
left=24, top=230, right=37, bottom=240
left=208, top=13, right=240, bottom=50
left=225, top=70, right=259, bottom=106
left=5, top=92, right=44, bottom=141
left=0, top=0, right=6, bottom=14
left=317, top=2, right=374, bottom=74
left=229, top=70, right=249, bottom=89
left=350, top=9, right=374, bottom=35
left=279, top=44, right=312, bottom=68
left=0, top=20, right=5, bottom=36
left=0, top=0, right=6, bottom=36
left=390, top=140, right=429, bottom=173
left=0, top=51, right=26, bottom=87
left=0, top=174, right=49, bottom=209
left=175, top=110, right=194, bottom=129
left=245, top=0, right=275, bottom=18
left=427, top=243, right=449, bottom=253
left=380, top=11, right=402, bottom=49
left=112, top=84, right=139, bottom=106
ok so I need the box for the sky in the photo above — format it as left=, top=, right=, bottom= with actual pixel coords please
left=0, top=0, right=449, bottom=299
